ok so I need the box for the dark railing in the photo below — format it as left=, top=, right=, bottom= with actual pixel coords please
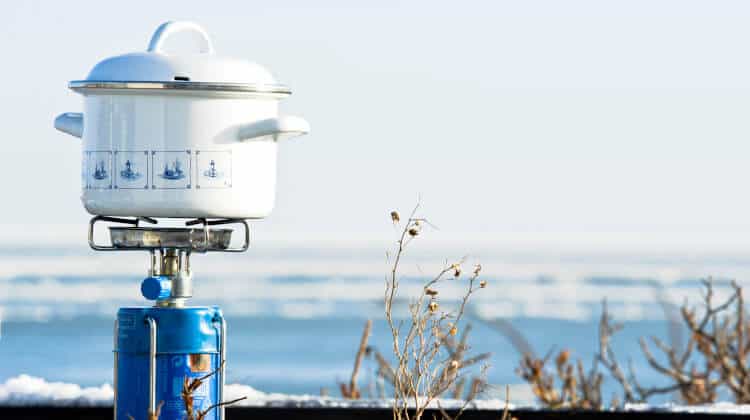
left=0, top=406, right=743, bottom=420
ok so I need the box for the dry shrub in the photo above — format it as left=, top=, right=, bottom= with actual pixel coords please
left=517, top=348, right=603, bottom=409
left=509, top=278, right=750, bottom=408
left=639, top=278, right=749, bottom=404
left=368, top=324, right=491, bottom=402
left=335, top=205, right=512, bottom=419
left=382, top=205, right=488, bottom=420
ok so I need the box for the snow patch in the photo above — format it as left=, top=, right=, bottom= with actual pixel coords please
left=0, top=375, right=113, bottom=406
left=0, top=375, right=512, bottom=409
left=624, top=402, right=750, bottom=414
left=8, top=375, right=750, bottom=414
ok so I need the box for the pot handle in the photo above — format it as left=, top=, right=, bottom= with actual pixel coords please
left=147, top=21, right=214, bottom=54
left=238, top=116, right=310, bottom=142
left=54, top=112, right=83, bottom=138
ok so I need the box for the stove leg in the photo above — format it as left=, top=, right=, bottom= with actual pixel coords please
left=214, top=316, right=227, bottom=420
left=113, top=319, right=119, bottom=420
left=145, top=316, right=157, bottom=417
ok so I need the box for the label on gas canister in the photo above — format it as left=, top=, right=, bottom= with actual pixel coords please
left=117, top=353, right=219, bottom=420
left=161, top=354, right=217, bottom=418
left=119, top=314, right=136, bottom=329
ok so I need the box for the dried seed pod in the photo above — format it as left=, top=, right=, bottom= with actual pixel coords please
left=473, top=264, right=482, bottom=276
left=556, top=349, right=570, bottom=367
left=449, top=325, right=458, bottom=336
left=390, top=211, right=400, bottom=223
left=429, top=301, right=439, bottom=313
left=425, top=288, right=438, bottom=296
left=454, top=267, right=462, bottom=278
left=408, top=227, right=420, bottom=237
left=449, top=360, right=460, bottom=370
left=479, top=280, right=487, bottom=288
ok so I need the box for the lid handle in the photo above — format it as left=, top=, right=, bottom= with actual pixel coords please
left=147, top=21, right=214, bottom=54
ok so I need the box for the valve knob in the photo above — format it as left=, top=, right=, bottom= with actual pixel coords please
left=141, top=276, right=172, bottom=301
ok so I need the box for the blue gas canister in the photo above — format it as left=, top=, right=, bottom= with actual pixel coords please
left=115, top=306, right=225, bottom=420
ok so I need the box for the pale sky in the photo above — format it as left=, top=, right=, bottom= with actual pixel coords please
left=3, top=1, right=750, bottom=252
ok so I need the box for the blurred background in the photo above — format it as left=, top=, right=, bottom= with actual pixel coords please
left=3, top=0, right=750, bottom=403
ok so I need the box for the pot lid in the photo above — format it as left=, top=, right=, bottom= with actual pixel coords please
left=69, top=21, right=291, bottom=96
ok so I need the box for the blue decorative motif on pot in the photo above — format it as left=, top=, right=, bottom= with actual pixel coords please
left=151, top=151, right=192, bottom=189
left=160, top=159, right=186, bottom=180
left=87, top=151, right=113, bottom=189
left=203, top=160, right=223, bottom=179
left=115, top=150, right=148, bottom=189
left=196, top=150, right=231, bottom=189
left=93, top=161, right=109, bottom=180
left=120, top=160, right=142, bottom=181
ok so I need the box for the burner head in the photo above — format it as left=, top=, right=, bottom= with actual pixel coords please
left=109, top=227, right=233, bottom=251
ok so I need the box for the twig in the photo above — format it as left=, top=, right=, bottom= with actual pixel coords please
left=182, top=359, right=246, bottom=420
left=341, top=319, right=373, bottom=398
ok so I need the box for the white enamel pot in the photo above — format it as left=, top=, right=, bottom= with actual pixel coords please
left=54, top=21, right=309, bottom=219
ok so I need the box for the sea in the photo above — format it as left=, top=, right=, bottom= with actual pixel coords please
left=1, top=242, right=748, bottom=404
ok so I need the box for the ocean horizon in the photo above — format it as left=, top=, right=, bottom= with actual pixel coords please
left=1, top=244, right=748, bottom=403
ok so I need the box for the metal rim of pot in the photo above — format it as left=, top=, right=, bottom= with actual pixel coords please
left=68, top=80, right=292, bottom=95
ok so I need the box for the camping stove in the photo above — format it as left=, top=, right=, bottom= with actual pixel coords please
left=88, top=215, right=250, bottom=420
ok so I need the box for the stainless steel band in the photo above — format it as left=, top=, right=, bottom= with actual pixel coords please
left=69, top=80, right=292, bottom=95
